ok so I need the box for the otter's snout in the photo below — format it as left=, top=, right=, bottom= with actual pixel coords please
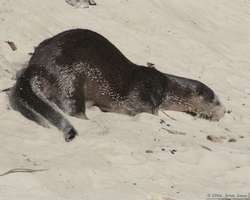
left=208, top=95, right=226, bottom=121
left=209, top=104, right=226, bottom=121
left=195, top=94, right=226, bottom=121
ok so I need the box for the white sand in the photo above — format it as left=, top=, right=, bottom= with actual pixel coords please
left=0, top=0, right=250, bottom=199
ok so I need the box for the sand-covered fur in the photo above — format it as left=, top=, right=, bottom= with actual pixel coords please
left=0, top=0, right=249, bottom=199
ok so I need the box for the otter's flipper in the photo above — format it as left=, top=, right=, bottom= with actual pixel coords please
left=10, top=71, right=77, bottom=142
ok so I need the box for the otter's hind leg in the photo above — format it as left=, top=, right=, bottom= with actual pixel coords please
left=56, top=75, right=87, bottom=119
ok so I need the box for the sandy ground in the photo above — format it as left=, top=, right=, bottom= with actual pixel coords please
left=0, top=0, right=250, bottom=199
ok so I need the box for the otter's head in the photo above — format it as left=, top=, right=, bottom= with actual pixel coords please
left=160, top=74, right=226, bottom=121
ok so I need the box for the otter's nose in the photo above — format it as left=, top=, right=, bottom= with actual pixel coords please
left=210, top=104, right=226, bottom=121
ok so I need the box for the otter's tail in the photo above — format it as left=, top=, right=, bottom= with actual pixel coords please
left=9, top=73, right=77, bottom=142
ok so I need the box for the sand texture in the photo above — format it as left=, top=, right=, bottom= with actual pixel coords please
left=0, top=0, right=250, bottom=199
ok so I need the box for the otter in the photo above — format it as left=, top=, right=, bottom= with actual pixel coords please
left=9, top=29, right=225, bottom=142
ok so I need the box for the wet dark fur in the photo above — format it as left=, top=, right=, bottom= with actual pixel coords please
left=9, top=29, right=224, bottom=141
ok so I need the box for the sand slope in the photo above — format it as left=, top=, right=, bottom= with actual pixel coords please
left=0, top=0, right=250, bottom=199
